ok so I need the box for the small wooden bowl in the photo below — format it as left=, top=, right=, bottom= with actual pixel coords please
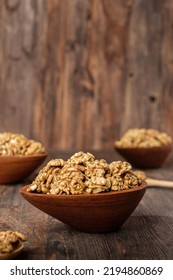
left=114, top=144, right=172, bottom=168
left=20, top=181, right=147, bottom=233
left=0, top=153, right=47, bottom=184
left=0, top=243, right=24, bottom=260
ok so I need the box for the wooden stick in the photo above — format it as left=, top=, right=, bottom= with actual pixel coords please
left=147, top=178, right=173, bottom=188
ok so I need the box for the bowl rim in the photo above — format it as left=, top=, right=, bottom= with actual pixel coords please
left=0, top=152, right=48, bottom=159
left=114, top=143, right=172, bottom=151
left=20, top=180, right=147, bottom=198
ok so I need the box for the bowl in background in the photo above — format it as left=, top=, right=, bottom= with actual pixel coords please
left=0, top=153, right=47, bottom=184
left=114, top=144, right=172, bottom=168
left=20, top=181, right=147, bottom=233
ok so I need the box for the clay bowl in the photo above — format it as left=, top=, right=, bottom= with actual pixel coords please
left=114, top=144, right=172, bottom=168
left=20, top=181, right=147, bottom=233
left=0, top=153, right=47, bottom=184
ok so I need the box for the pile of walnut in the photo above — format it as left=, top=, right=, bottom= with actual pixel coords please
left=0, top=231, right=26, bottom=254
left=115, top=128, right=172, bottom=148
left=0, top=132, right=45, bottom=156
left=27, top=151, right=143, bottom=195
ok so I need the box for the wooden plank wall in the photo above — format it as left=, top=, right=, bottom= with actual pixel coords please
left=0, top=0, right=173, bottom=151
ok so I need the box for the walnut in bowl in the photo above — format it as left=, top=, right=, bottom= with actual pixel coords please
left=0, top=132, right=47, bottom=184
left=0, top=231, right=26, bottom=260
left=20, top=152, right=147, bottom=233
left=114, top=128, right=172, bottom=168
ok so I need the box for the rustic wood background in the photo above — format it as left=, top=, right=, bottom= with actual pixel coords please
left=0, top=0, right=173, bottom=151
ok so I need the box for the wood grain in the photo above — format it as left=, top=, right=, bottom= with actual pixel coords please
left=0, top=151, right=173, bottom=260
left=0, top=0, right=173, bottom=151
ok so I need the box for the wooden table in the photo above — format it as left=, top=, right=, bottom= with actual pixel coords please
left=0, top=151, right=173, bottom=260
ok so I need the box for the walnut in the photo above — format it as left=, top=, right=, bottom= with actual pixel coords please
left=84, top=176, right=111, bottom=194
left=47, top=159, right=66, bottom=167
left=68, top=151, right=95, bottom=165
left=109, top=161, right=132, bottom=176
left=85, top=159, right=108, bottom=178
left=111, top=175, right=124, bottom=191
left=115, top=128, right=172, bottom=148
left=0, top=231, right=26, bottom=254
left=133, top=170, right=146, bottom=180
left=27, top=152, right=143, bottom=195
left=0, top=132, right=45, bottom=156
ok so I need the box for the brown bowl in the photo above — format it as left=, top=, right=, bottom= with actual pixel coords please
left=0, top=243, right=24, bottom=260
left=20, top=181, right=147, bottom=233
left=114, top=144, right=172, bottom=168
left=0, top=153, right=47, bottom=184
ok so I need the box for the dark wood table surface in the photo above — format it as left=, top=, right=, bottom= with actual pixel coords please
left=0, top=151, right=173, bottom=260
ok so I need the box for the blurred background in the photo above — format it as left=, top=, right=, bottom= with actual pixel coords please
left=0, top=0, right=173, bottom=152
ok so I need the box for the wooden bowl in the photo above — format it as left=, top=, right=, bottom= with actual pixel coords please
left=114, top=144, right=172, bottom=168
left=0, top=153, right=47, bottom=184
left=0, top=243, right=24, bottom=260
left=20, top=181, right=147, bottom=233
